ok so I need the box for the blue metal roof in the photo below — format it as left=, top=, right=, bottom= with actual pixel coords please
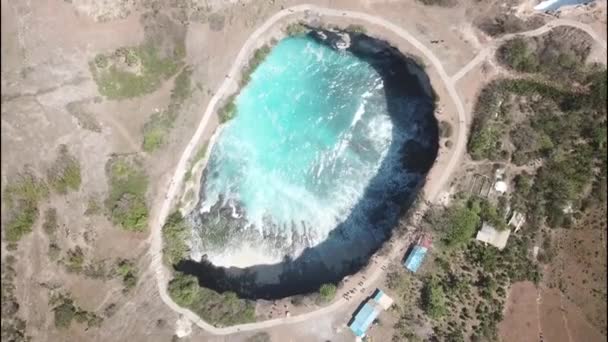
left=403, top=245, right=428, bottom=273
left=348, top=302, right=381, bottom=337
left=373, top=289, right=384, bottom=303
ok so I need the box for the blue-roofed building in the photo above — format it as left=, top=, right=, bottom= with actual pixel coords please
left=403, top=245, right=428, bottom=273
left=348, top=289, right=394, bottom=337
left=349, top=302, right=381, bottom=337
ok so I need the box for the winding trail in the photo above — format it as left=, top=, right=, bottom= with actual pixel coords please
left=451, top=18, right=607, bottom=82
left=148, top=4, right=606, bottom=336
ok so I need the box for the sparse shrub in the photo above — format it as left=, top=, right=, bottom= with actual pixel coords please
left=142, top=66, right=193, bottom=152
left=284, top=22, right=308, bottom=36
left=42, top=207, right=58, bottom=236
left=47, top=145, right=81, bottom=194
left=318, top=283, right=337, bottom=303
left=345, top=24, right=367, bottom=33
left=115, top=259, right=138, bottom=291
left=3, top=172, right=48, bottom=242
left=64, top=246, right=85, bottom=273
left=48, top=243, right=61, bottom=261
left=241, top=45, right=271, bottom=86
left=94, top=54, right=108, bottom=68
left=53, top=297, right=77, bottom=329
left=84, top=197, right=101, bottom=216
left=218, top=95, right=237, bottom=123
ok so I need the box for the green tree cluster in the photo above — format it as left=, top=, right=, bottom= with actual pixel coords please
left=168, top=272, right=256, bottom=327
left=105, top=157, right=149, bottom=231
left=162, top=211, right=190, bottom=265
left=318, top=283, right=337, bottom=303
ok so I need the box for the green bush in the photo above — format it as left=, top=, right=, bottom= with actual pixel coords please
left=53, top=300, right=77, bottom=329
left=47, top=145, right=81, bottom=194
left=218, top=95, right=237, bottom=123
left=90, top=45, right=183, bottom=100
left=51, top=294, right=102, bottom=330
left=105, top=157, right=149, bottom=231
left=241, top=45, right=271, bottom=87
left=168, top=272, right=256, bottom=327
left=442, top=204, right=480, bottom=247
left=162, top=211, right=189, bottom=265
left=421, top=277, right=446, bottom=319
left=468, top=127, right=501, bottom=160
left=284, top=22, right=309, bottom=36
left=115, top=259, right=138, bottom=291
left=318, top=283, right=337, bottom=303
left=3, top=173, right=48, bottom=242
left=345, top=24, right=367, bottom=33
left=64, top=246, right=85, bottom=273
left=497, top=38, right=538, bottom=73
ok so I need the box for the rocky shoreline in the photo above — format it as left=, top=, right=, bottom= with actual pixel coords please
left=177, top=27, right=439, bottom=300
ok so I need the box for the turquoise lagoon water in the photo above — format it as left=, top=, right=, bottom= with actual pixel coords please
left=193, top=35, right=422, bottom=267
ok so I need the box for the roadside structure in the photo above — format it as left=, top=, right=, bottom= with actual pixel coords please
left=403, top=235, right=432, bottom=273
left=475, top=222, right=511, bottom=250
left=508, top=210, right=526, bottom=232
left=348, top=289, right=394, bottom=338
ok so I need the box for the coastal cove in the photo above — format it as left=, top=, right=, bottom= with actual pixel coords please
left=176, top=27, right=439, bottom=300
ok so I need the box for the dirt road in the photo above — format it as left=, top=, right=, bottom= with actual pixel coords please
left=451, top=18, right=608, bottom=82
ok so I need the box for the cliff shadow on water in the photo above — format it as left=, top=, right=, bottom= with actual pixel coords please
left=175, top=28, right=439, bottom=300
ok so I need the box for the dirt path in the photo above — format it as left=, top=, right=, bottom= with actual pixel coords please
left=147, top=3, right=606, bottom=336
left=451, top=18, right=608, bottom=83
left=147, top=3, right=466, bottom=335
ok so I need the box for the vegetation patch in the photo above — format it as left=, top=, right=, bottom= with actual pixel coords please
left=241, top=45, right=272, bottom=87
left=3, top=172, right=49, bottom=242
left=162, top=211, right=190, bottom=266
left=345, top=24, right=367, bottom=33
left=218, top=94, right=237, bottom=123
left=47, top=145, right=81, bottom=194
left=115, top=259, right=138, bottom=292
left=63, top=246, right=85, bottom=273
left=421, top=277, right=446, bottom=319
left=284, top=22, right=309, bottom=36
left=1, top=254, right=29, bottom=341
left=318, top=283, right=337, bottom=303
left=496, top=27, right=596, bottom=82
left=390, top=198, right=540, bottom=340
left=468, top=71, right=606, bottom=227
left=90, top=45, right=183, bottom=100
left=50, top=292, right=103, bottom=329
left=168, top=272, right=256, bottom=327
left=185, top=143, right=208, bottom=181
left=142, top=66, right=193, bottom=152
left=105, top=156, right=149, bottom=231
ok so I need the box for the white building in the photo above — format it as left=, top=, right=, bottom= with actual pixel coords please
left=476, top=222, right=511, bottom=250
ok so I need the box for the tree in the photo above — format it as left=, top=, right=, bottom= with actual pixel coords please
left=443, top=205, right=480, bottom=247
left=318, top=283, right=337, bottom=303
left=421, top=277, right=446, bottom=319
